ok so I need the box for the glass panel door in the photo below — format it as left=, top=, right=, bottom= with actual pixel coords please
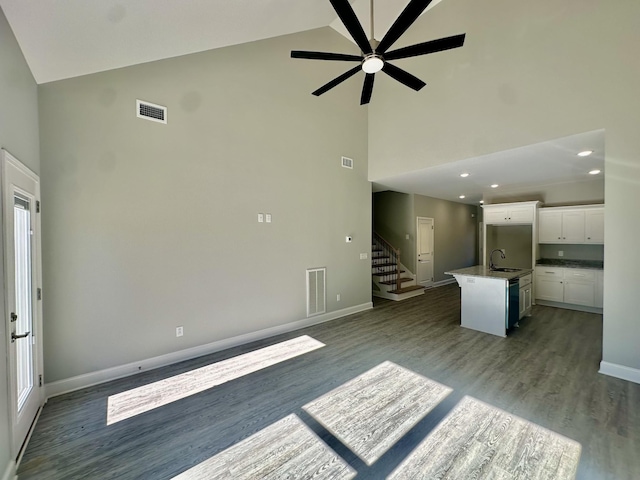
left=14, top=194, right=34, bottom=411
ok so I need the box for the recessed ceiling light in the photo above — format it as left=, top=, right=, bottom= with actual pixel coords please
left=589, top=169, right=601, bottom=175
left=460, top=173, right=470, bottom=178
left=491, top=184, right=499, bottom=188
left=459, top=195, right=466, bottom=199
left=578, top=150, right=593, bottom=157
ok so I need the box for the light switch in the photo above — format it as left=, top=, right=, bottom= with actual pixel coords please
left=558, top=250, right=564, bottom=257
left=265, top=213, right=272, bottom=223
left=360, top=253, right=368, bottom=260
left=258, top=213, right=264, bottom=223
left=405, top=234, right=410, bottom=240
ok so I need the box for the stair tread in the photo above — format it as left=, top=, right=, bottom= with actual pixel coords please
left=389, top=285, right=425, bottom=294
left=372, top=262, right=397, bottom=268
left=380, top=278, right=414, bottom=285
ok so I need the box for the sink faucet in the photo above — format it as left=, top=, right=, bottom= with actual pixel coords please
left=489, top=248, right=506, bottom=270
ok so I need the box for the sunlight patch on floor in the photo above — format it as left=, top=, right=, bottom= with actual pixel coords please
left=106, top=335, right=324, bottom=425
left=388, top=395, right=582, bottom=479
left=171, top=414, right=355, bottom=480
left=303, top=361, right=453, bottom=466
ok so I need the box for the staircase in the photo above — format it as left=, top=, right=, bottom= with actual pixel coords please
left=372, top=233, right=425, bottom=301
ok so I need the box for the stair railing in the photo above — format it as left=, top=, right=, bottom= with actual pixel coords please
left=373, top=232, right=402, bottom=291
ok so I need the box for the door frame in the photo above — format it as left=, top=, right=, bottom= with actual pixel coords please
left=416, top=216, right=434, bottom=287
left=2, top=149, right=45, bottom=460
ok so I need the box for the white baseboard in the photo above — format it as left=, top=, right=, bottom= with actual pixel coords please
left=45, top=302, right=373, bottom=399
left=1, top=461, right=16, bottom=480
left=599, top=361, right=640, bottom=385
left=430, top=278, right=457, bottom=288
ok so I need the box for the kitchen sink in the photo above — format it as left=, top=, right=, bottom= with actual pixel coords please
left=490, top=267, right=522, bottom=272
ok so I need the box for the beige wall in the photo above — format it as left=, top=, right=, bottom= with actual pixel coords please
left=0, top=6, right=40, bottom=474
left=38, top=27, right=370, bottom=383
left=368, top=0, right=640, bottom=372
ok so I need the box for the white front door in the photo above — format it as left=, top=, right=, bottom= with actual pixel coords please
left=2, top=149, right=43, bottom=459
left=416, top=217, right=434, bottom=286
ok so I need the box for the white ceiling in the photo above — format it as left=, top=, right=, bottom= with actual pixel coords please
left=0, top=0, right=439, bottom=85
left=372, top=130, right=605, bottom=205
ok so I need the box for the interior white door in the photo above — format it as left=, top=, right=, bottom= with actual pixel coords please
left=416, top=217, right=434, bottom=286
left=2, top=149, right=43, bottom=459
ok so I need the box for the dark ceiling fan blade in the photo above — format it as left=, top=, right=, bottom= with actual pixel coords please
left=384, top=34, right=466, bottom=61
left=329, top=0, right=373, bottom=55
left=361, top=74, right=375, bottom=105
left=377, top=0, right=434, bottom=53
left=382, top=62, right=426, bottom=91
left=312, top=65, right=362, bottom=96
left=291, top=50, right=363, bottom=62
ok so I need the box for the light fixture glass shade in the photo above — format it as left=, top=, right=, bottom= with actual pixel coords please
left=362, top=56, right=384, bottom=74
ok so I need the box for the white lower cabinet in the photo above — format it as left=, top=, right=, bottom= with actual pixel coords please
left=535, top=267, right=602, bottom=309
left=518, top=273, right=533, bottom=320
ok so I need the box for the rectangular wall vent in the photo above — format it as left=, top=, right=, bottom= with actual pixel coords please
left=341, top=156, right=353, bottom=169
left=136, top=99, right=167, bottom=124
left=306, top=268, right=326, bottom=317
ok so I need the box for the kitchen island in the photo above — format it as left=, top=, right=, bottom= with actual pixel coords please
left=445, top=266, right=534, bottom=337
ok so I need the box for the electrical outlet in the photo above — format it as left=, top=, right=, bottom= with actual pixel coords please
left=176, top=326, right=183, bottom=337
left=360, top=253, right=368, bottom=260
left=337, top=294, right=341, bottom=301
left=558, top=250, right=564, bottom=257
left=406, top=234, right=410, bottom=240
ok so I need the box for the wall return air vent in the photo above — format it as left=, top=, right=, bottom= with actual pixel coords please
left=136, top=99, right=167, bottom=124
left=341, top=156, right=353, bottom=169
left=306, top=268, right=326, bottom=317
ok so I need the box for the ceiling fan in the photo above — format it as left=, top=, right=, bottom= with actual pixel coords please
left=292, top=0, right=466, bottom=105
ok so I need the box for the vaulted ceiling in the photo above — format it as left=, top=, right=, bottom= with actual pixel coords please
left=0, top=0, right=440, bottom=84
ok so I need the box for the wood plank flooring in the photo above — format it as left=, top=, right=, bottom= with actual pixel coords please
left=303, top=361, right=452, bottom=466
left=18, top=285, right=640, bottom=479
left=388, top=396, right=581, bottom=479
left=172, top=414, right=355, bottom=479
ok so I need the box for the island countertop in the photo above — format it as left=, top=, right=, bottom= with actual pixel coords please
left=445, top=265, right=534, bottom=280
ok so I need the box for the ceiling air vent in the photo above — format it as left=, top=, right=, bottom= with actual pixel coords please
left=341, top=156, right=353, bottom=169
left=136, top=100, right=167, bottom=124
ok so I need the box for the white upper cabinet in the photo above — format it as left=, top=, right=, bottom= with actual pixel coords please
left=538, top=205, right=603, bottom=244
left=585, top=208, right=605, bottom=244
left=538, top=210, right=563, bottom=243
left=483, top=201, right=539, bottom=225
left=561, top=210, right=586, bottom=243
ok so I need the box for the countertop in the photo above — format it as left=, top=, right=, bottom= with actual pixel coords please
left=445, top=265, right=534, bottom=280
left=536, top=258, right=604, bottom=270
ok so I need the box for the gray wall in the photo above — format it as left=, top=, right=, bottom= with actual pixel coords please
left=368, top=0, right=640, bottom=372
left=38, top=27, right=370, bottom=383
left=486, top=225, right=532, bottom=269
left=0, top=6, right=40, bottom=474
left=539, top=244, right=604, bottom=262
left=372, top=191, right=415, bottom=270
left=372, top=192, right=477, bottom=282
left=413, top=194, right=477, bottom=282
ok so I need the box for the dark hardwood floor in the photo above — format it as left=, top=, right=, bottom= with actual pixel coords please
left=19, top=285, right=639, bottom=479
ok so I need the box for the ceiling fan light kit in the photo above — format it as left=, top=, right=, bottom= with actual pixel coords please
left=291, top=0, right=466, bottom=105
